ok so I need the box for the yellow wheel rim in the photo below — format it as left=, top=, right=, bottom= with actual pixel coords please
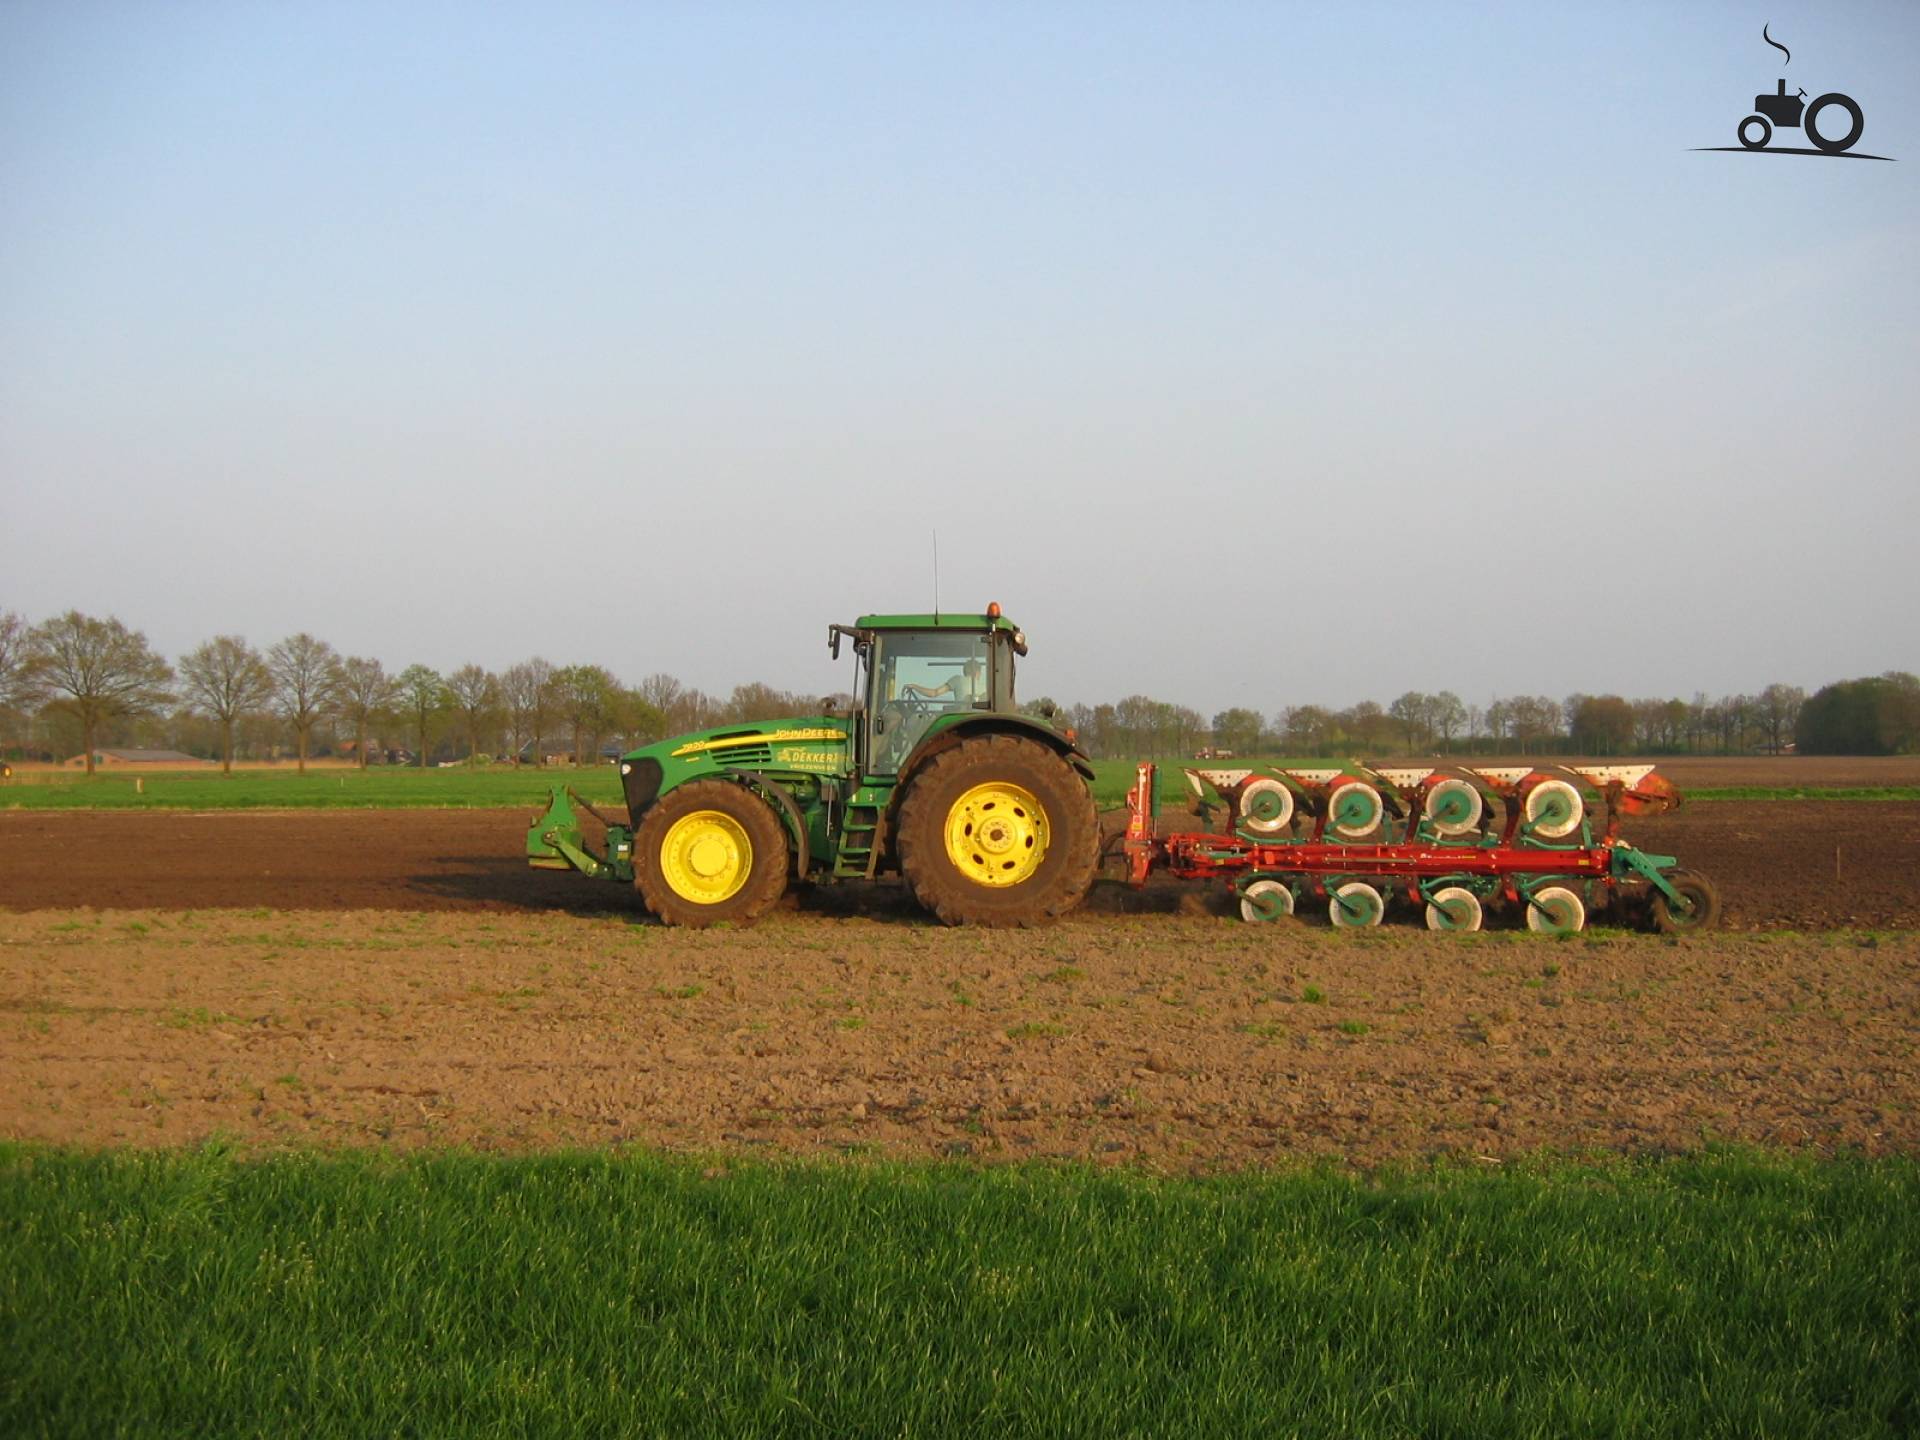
left=660, top=810, right=753, bottom=905
left=944, top=782, right=1048, bottom=887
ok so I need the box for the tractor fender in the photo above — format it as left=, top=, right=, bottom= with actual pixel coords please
left=716, top=768, right=811, bottom=881
left=896, top=715, right=1095, bottom=793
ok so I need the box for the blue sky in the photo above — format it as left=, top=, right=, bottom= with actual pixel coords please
left=3, top=2, right=1915, bottom=716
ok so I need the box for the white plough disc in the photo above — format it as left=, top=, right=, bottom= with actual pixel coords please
left=1326, top=781, right=1383, bottom=839
left=1236, top=777, right=1295, bottom=835
left=1423, top=778, right=1484, bottom=837
left=1239, top=879, right=1295, bottom=923
left=1329, top=881, right=1385, bottom=928
left=1525, top=885, right=1586, bottom=934
left=1425, top=885, right=1484, bottom=931
left=1523, top=779, right=1584, bottom=839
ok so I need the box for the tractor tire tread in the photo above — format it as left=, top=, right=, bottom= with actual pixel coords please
left=896, top=734, right=1097, bottom=927
left=633, top=779, right=789, bottom=929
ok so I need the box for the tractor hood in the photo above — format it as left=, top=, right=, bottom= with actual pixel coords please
left=616, top=716, right=853, bottom=817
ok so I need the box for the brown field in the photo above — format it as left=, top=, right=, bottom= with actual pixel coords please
left=3, top=909, right=1914, bottom=1165
left=3, top=784, right=1916, bottom=1167
left=4, top=800, right=1917, bottom=929
left=1463, top=754, right=1920, bottom=789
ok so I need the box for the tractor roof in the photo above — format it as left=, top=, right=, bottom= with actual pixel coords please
left=854, top=611, right=1020, bottom=634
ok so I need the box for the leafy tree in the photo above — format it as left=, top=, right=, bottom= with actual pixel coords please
left=1796, top=674, right=1920, bottom=755
left=179, top=636, right=274, bottom=776
left=1280, top=704, right=1335, bottom=754
left=606, top=687, right=667, bottom=750
left=1346, top=700, right=1393, bottom=753
left=28, top=612, right=173, bottom=774
left=501, top=659, right=556, bottom=765
left=267, top=633, right=342, bottom=774
left=445, top=664, right=501, bottom=763
left=337, top=656, right=400, bottom=768
left=1756, top=683, right=1805, bottom=755
left=1210, top=707, right=1262, bottom=755
left=395, top=665, right=449, bottom=767
left=1111, top=695, right=1159, bottom=756
left=555, top=664, right=618, bottom=766
left=1569, top=694, right=1635, bottom=755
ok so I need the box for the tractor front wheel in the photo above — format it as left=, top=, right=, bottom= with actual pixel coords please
left=896, top=735, right=1097, bottom=926
left=634, top=780, right=789, bottom=928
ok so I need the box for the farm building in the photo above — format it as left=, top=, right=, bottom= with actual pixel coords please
left=63, top=749, right=208, bottom=768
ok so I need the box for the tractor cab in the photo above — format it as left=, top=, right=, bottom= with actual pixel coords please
left=830, top=605, right=1027, bottom=777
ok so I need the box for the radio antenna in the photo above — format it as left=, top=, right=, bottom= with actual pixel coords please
left=932, top=530, right=940, bottom=620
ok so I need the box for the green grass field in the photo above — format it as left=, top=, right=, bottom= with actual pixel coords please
left=3, top=1146, right=1913, bottom=1437
left=5, top=762, right=1916, bottom=812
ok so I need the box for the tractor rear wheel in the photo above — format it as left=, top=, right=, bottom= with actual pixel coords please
left=896, top=735, right=1097, bottom=926
left=634, top=780, right=789, bottom=928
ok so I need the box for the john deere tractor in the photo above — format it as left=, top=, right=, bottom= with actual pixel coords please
left=528, top=607, right=1098, bottom=927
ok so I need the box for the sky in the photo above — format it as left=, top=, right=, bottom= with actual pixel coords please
left=3, top=1, right=1916, bottom=719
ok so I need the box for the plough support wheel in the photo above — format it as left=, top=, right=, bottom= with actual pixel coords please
left=1425, top=886, right=1484, bottom=932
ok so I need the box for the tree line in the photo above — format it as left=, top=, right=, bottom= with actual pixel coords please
left=1030, top=675, right=1917, bottom=759
left=0, top=609, right=818, bottom=774
left=2, top=607, right=1914, bottom=769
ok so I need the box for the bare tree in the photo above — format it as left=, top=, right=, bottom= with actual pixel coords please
left=501, top=658, right=556, bottom=765
left=1430, top=692, right=1466, bottom=754
left=179, top=636, right=275, bottom=776
left=28, top=612, right=173, bottom=774
left=446, top=664, right=501, bottom=763
left=0, top=610, right=37, bottom=711
left=635, top=672, right=683, bottom=715
left=337, top=656, right=400, bottom=768
left=395, top=665, right=449, bottom=767
left=267, top=633, right=342, bottom=774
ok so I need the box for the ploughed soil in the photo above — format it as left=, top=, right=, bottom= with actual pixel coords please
left=4, top=801, right=1918, bottom=930
left=1441, top=754, right=1920, bottom=790
left=3, top=910, right=1914, bottom=1165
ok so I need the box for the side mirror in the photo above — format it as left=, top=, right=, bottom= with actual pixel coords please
left=828, top=628, right=841, bottom=659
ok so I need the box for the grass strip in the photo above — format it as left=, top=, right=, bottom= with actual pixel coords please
left=0, top=767, right=629, bottom=811
left=5, top=765, right=1916, bottom=812
left=3, top=1146, right=1915, bottom=1437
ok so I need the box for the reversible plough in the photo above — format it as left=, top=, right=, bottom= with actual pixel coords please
left=1122, top=761, right=1722, bottom=934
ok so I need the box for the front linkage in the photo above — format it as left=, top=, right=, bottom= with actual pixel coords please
left=527, top=787, right=634, bottom=883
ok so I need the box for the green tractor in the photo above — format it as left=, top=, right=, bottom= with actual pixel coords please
left=528, top=607, right=1099, bottom=927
